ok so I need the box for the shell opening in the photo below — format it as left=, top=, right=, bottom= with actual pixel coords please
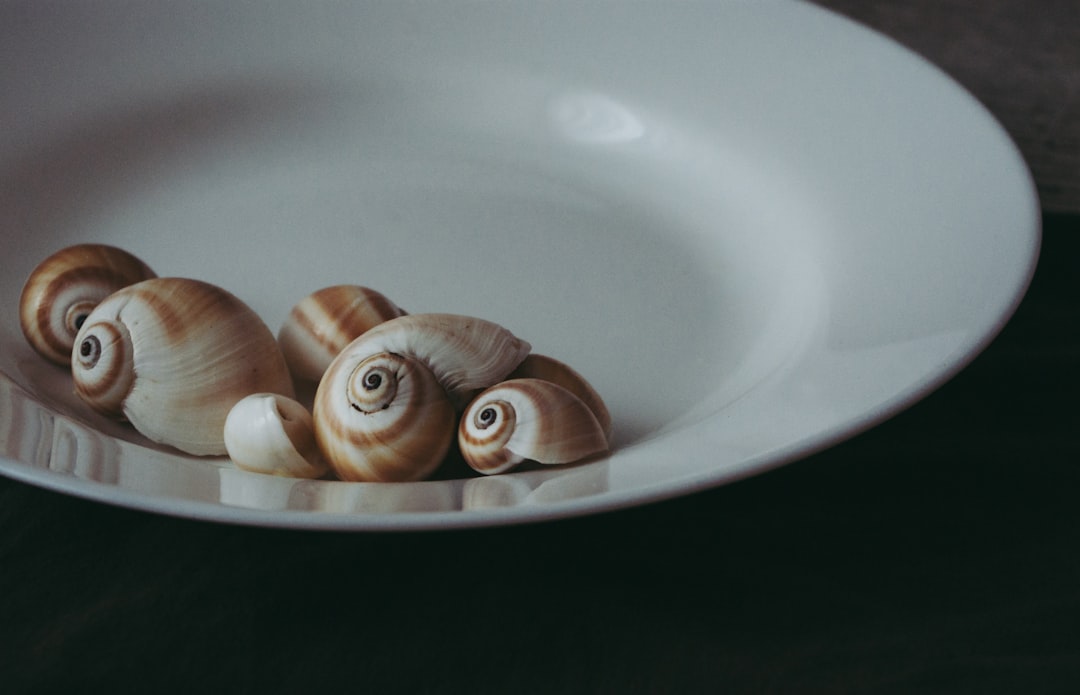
left=225, top=393, right=327, bottom=479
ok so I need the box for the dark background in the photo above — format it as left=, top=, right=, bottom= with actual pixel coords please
left=3, top=2, right=1078, bottom=692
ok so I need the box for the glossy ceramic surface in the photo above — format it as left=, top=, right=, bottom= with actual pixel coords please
left=0, top=1, right=1039, bottom=529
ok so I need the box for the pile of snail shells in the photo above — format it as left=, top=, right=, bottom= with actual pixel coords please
left=244, top=291, right=613, bottom=482
left=19, top=245, right=613, bottom=483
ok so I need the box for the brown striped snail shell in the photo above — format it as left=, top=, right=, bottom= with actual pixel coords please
left=277, top=284, right=406, bottom=382
left=312, top=313, right=532, bottom=482
left=224, top=393, right=327, bottom=478
left=19, top=244, right=156, bottom=365
left=71, top=277, right=295, bottom=456
left=458, top=378, right=610, bottom=475
left=314, top=351, right=456, bottom=482
left=508, top=354, right=613, bottom=444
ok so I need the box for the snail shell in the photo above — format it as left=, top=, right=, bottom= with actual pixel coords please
left=509, top=354, right=612, bottom=444
left=314, top=351, right=456, bottom=482
left=458, top=378, right=609, bottom=475
left=19, top=244, right=156, bottom=365
left=312, top=313, right=532, bottom=481
left=277, top=285, right=406, bottom=382
left=71, top=277, right=295, bottom=456
left=224, top=393, right=327, bottom=478
left=333, top=313, right=533, bottom=407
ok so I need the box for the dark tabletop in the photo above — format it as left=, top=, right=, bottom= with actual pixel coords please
left=3, top=2, right=1079, bottom=693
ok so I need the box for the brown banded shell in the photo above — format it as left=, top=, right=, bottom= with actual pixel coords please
left=224, top=393, right=327, bottom=478
left=71, top=277, right=295, bottom=456
left=312, top=313, right=531, bottom=481
left=337, top=313, right=532, bottom=408
left=313, top=352, right=456, bottom=482
left=509, top=354, right=613, bottom=444
left=458, top=378, right=609, bottom=475
left=278, top=285, right=406, bottom=382
left=19, top=244, right=156, bottom=365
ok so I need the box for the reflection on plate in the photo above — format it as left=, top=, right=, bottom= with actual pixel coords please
left=0, top=1, right=1038, bottom=529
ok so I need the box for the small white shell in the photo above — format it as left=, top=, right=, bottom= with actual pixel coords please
left=19, top=244, right=156, bottom=365
left=71, top=277, right=295, bottom=456
left=313, top=351, right=456, bottom=482
left=458, top=378, right=609, bottom=475
left=277, top=285, right=406, bottom=382
left=224, top=393, right=326, bottom=478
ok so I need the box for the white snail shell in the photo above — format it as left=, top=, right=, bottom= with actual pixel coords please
left=508, top=354, right=613, bottom=445
left=224, top=393, right=327, bottom=478
left=458, top=378, right=610, bottom=475
left=277, top=284, right=406, bottom=382
left=312, top=313, right=532, bottom=481
left=71, top=277, right=295, bottom=456
left=336, top=313, right=532, bottom=407
left=19, top=244, right=156, bottom=365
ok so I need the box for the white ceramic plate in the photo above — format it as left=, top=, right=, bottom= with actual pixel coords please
left=0, top=1, right=1039, bottom=530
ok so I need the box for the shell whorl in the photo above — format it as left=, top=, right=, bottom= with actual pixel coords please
left=278, top=285, right=407, bottom=382
left=458, top=378, right=609, bottom=475
left=314, top=351, right=456, bottom=482
left=70, top=277, right=295, bottom=456
left=19, top=244, right=156, bottom=365
left=72, top=318, right=135, bottom=415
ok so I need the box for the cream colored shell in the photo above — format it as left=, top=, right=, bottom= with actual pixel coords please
left=508, top=353, right=613, bottom=444
left=224, top=393, right=326, bottom=478
left=278, top=284, right=406, bottom=382
left=458, top=378, right=609, bottom=475
left=71, top=277, right=295, bottom=456
left=19, top=244, right=156, bottom=365
left=312, top=313, right=532, bottom=481
left=335, top=313, right=532, bottom=407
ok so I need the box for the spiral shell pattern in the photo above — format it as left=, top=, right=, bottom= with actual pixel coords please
left=71, top=277, right=295, bottom=456
left=314, top=351, right=456, bottom=482
left=459, top=378, right=609, bottom=475
left=19, top=244, right=156, bottom=365
left=278, top=285, right=406, bottom=381
left=72, top=317, right=136, bottom=415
